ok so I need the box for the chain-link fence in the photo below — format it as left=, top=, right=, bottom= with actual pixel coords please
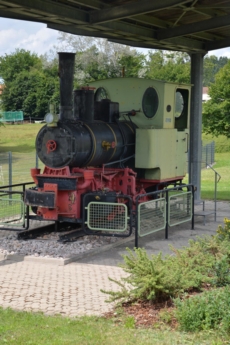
left=188, top=141, right=215, bottom=171
left=201, top=141, right=215, bottom=168
left=0, top=152, right=43, bottom=186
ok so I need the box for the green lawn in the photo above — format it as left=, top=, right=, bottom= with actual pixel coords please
left=0, top=123, right=43, bottom=153
left=201, top=152, right=230, bottom=200
left=202, top=133, right=230, bottom=153
left=0, top=124, right=44, bottom=184
left=201, top=134, right=230, bottom=199
left=183, top=152, right=230, bottom=200
left=0, top=307, right=229, bottom=345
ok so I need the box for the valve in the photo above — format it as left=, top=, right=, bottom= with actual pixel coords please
left=46, top=140, right=57, bottom=154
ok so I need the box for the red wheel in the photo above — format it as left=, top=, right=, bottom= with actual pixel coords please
left=46, top=140, right=57, bottom=154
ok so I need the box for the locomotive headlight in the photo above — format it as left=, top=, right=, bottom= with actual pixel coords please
left=45, top=113, right=54, bottom=124
left=44, top=106, right=59, bottom=126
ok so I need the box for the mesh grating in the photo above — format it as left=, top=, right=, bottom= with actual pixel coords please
left=168, top=192, right=192, bottom=226
left=138, top=198, right=166, bottom=237
left=86, top=202, right=128, bottom=232
left=0, top=197, right=25, bottom=227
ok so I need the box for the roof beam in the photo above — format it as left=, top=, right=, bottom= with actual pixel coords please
left=0, top=9, right=42, bottom=22
left=0, top=0, right=88, bottom=24
left=49, top=22, right=157, bottom=42
left=48, top=23, right=120, bottom=39
left=70, top=0, right=211, bottom=42
left=205, top=37, right=230, bottom=51
left=157, top=14, right=230, bottom=40
left=101, top=21, right=156, bottom=40
left=131, top=14, right=168, bottom=28
left=131, top=14, right=220, bottom=41
left=49, top=22, right=205, bottom=52
left=163, top=37, right=205, bottom=51
left=66, top=0, right=105, bottom=10
left=108, top=38, right=202, bottom=53
left=48, top=25, right=178, bottom=52
left=109, top=38, right=177, bottom=51
left=89, top=0, right=192, bottom=24
left=189, top=4, right=226, bottom=18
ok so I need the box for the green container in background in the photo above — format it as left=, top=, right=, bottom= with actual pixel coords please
left=0, top=111, right=24, bottom=122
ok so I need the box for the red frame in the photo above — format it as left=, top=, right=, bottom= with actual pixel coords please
left=31, top=166, right=183, bottom=221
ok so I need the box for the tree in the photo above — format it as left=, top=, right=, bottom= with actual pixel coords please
left=55, top=32, right=147, bottom=85
left=146, top=50, right=229, bottom=86
left=203, top=60, right=230, bottom=137
left=146, top=50, right=190, bottom=83
left=203, top=55, right=229, bottom=86
left=118, top=53, right=146, bottom=78
left=0, top=49, right=41, bottom=82
left=0, top=49, right=59, bottom=117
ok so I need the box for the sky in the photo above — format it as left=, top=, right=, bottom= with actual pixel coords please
left=0, top=18, right=59, bottom=56
left=0, top=18, right=230, bottom=58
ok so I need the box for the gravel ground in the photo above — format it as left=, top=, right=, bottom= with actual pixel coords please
left=0, top=229, right=121, bottom=259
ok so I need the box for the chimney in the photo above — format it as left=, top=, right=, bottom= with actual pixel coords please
left=58, top=52, right=75, bottom=121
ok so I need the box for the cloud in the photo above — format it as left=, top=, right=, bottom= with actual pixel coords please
left=0, top=28, right=25, bottom=53
left=0, top=19, right=58, bottom=56
left=15, top=26, right=59, bottom=55
left=208, top=47, right=230, bottom=58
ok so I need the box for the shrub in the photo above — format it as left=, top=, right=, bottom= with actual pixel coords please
left=102, top=220, right=230, bottom=304
left=217, top=218, right=230, bottom=241
left=174, top=286, right=230, bottom=332
left=102, top=249, right=170, bottom=303
left=102, top=244, right=216, bottom=303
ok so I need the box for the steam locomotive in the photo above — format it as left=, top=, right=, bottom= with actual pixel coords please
left=25, top=52, right=191, bottom=234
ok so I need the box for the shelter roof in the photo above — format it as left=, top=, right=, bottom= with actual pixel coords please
left=2, top=0, right=230, bottom=53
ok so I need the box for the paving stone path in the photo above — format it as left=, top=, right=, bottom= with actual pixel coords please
left=0, top=260, right=125, bottom=316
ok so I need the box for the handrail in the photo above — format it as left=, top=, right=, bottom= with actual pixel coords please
left=0, top=181, right=34, bottom=190
left=204, top=163, right=221, bottom=222
left=206, top=163, right=221, bottom=183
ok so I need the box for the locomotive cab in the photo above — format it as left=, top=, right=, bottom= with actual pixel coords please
left=90, top=78, right=190, bottom=181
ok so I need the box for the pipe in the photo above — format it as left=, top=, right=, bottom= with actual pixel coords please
left=58, top=52, right=75, bottom=121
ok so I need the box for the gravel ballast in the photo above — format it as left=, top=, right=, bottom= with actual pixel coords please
left=0, top=230, right=121, bottom=259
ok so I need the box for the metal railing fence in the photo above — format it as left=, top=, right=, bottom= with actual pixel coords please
left=187, top=141, right=215, bottom=172
left=82, top=193, right=133, bottom=238
left=137, top=197, right=166, bottom=237
left=135, top=184, right=194, bottom=248
left=0, top=182, right=33, bottom=230
left=201, top=141, right=215, bottom=168
left=0, top=183, right=194, bottom=246
left=0, top=152, right=42, bottom=186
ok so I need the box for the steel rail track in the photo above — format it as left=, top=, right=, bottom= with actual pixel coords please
left=17, top=223, right=84, bottom=242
